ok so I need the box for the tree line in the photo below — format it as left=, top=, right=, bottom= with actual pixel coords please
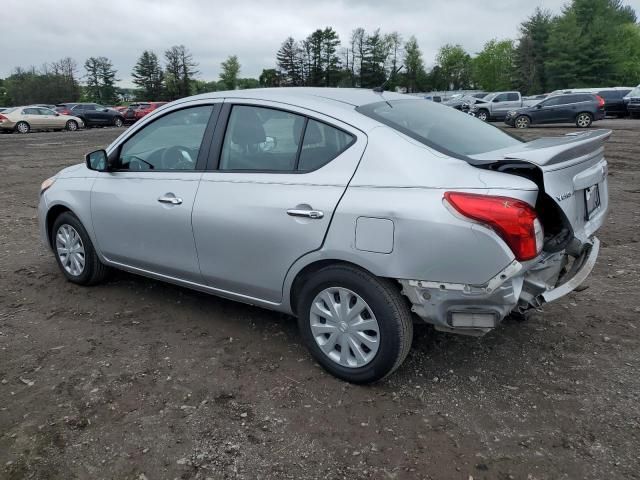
left=269, top=0, right=639, bottom=93
left=1, top=0, right=638, bottom=107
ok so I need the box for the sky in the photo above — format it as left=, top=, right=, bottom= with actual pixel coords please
left=1, top=0, right=639, bottom=87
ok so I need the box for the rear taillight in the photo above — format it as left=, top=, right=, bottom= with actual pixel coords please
left=0, top=114, right=7, bottom=122
left=596, top=95, right=605, bottom=108
left=444, top=192, right=543, bottom=261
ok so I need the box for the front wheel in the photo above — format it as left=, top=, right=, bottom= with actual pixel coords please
left=15, top=121, right=30, bottom=134
left=113, top=117, right=124, bottom=128
left=296, top=264, right=413, bottom=383
left=52, top=212, right=109, bottom=285
left=576, top=112, right=593, bottom=128
left=476, top=110, right=489, bottom=122
left=65, top=120, right=78, bottom=131
left=514, top=115, right=531, bottom=129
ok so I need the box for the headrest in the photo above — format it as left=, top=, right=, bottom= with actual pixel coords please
left=231, top=107, right=266, bottom=145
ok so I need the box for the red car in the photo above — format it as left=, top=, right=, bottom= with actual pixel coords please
left=132, top=102, right=168, bottom=122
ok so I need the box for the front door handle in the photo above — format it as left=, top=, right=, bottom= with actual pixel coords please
left=287, top=208, right=324, bottom=219
left=158, top=194, right=183, bottom=205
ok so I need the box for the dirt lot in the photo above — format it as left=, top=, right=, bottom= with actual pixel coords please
left=1, top=119, right=639, bottom=480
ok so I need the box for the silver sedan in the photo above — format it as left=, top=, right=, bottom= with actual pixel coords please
left=38, top=88, right=609, bottom=383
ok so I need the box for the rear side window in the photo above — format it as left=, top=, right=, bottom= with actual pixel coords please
left=506, top=93, right=519, bottom=101
left=357, top=99, right=521, bottom=158
left=219, top=105, right=354, bottom=172
left=298, top=120, right=354, bottom=172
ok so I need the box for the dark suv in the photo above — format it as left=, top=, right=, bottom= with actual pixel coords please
left=597, top=89, right=632, bottom=117
left=56, top=103, right=124, bottom=128
left=504, top=93, right=605, bottom=129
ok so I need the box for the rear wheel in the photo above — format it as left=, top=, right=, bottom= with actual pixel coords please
left=576, top=112, right=593, bottom=128
left=15, top=121, right=30, bottom=134
left=296, top=264, right=413, bottom=383
left=65, top=120, right=78, bottom=131
left=113, top=116, right=124, bottom=128
left=476, top=109, right=490, bottom=122
left=52, top=212, right=109, bottom=285
left=514, top=115, right=531, bottom=129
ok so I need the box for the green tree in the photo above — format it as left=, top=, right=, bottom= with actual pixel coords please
left=132, top=50, right=164, bottom=100
left=403, top=36, right=425, bottom=93
left=360, top=29, right=391, bottom=88
left=546, top=0, right=637, bottom=89
left=473, top=39, right=516, bottom=91
left=259, top=68, right=280, bottom=87
left=276, top=37, right=303, bottom=86
left=219, top=55, right=241, bottom=90
left=614, top=23, right=640, bottom=83
left=436, top=44, right=473, bottom=89
left=84, top=56, right=118, bottom=104
left=386, top=32, right=403, bottom=90
left=515, top=8, right=553, bottom=95
left=164, top=45, right=198, bottom=100
left=321, top=27, right=341, bottom=87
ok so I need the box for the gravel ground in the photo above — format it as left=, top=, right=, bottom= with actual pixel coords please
left=1, top=119, right=639, bottom=480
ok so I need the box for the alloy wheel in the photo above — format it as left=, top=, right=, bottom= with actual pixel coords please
left=16, top=122, right=29, bottom=134
left=114, top=118, right=124, bottom=127
left=477, top=111, right=488, bottom=121
left=55, top=224, right=85, bottom=276
left=66, top=120, right=78, bottom=131
left=577, top=114, right=591, bottom=127
left=515, top=116, right=530, bottom=129
left=309, top=287, right=380, bottom=368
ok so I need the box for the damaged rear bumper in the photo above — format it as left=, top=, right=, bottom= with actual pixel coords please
left=399, top=237, right=600, bottom=336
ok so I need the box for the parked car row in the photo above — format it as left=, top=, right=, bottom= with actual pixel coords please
left=439, top=84, right=639, bottom=129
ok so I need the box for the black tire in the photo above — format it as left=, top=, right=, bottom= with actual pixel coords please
left=51, top=211, right=109, bottom=285
left=113, top=116, right=124, bottom=128
left=514, top=115, right=531, bottom=129
left=65, top=120, right=78, bottom=131
left=476, top=109, right=490, bottom=122
left=576, top=112, right=593, bottom=128
left=296, top=264, right=413, bottom=384
left=15, top=121, right=30, bottom=134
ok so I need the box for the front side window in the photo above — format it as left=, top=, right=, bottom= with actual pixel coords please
left=118, top=105, right=213, bottom=171
left=357, top=99, right=521, bottom=158
left=220, top=106, right=303, bottom=171
left=493, top=93, right=509, bottom=102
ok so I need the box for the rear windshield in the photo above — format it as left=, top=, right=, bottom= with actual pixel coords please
left=356, top=99, right=522, bottom=158
left=1, top=108, right=16, bottom=114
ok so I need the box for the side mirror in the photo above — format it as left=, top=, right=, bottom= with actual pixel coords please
left=85, top=149, right=110, bottom=171
left=54, top=113, right=60, bottom=116
left=536, top=104, right=543, bottom=109
left=493, top=98, right=501, bottom=103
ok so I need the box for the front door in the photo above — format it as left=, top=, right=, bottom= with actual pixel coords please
left=192, top=102, right=365, bottom=303
left=91, top=104, right=218, bottom=282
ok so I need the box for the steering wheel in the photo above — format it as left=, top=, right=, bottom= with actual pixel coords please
left=127, top=155, right=154, bottom=170
left=161, top=145, right=195, bottom=170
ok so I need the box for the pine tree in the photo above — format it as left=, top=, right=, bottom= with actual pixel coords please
left=403, top=36, right=424, bottom=93
left=276, top=37, right=302, bottom=86
left=164, top=45, right=198, bottom=100
left=132, top=51, right=165, bottom=100
left=84, top=57, right=118, bottom=104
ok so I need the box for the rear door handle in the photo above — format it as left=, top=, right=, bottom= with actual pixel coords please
left=287, top=208, right=324, bottom=219
left=158, top=194, right=183, bottom=205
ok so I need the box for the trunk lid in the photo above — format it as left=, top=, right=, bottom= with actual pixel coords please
left=469, top=129, right=611, bottom=245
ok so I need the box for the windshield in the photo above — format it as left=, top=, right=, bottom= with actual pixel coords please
left=357, top=99, right=522, bottom=158
left=627, top=86, right=640, bottom=97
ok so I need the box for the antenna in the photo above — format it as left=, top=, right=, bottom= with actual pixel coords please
left=373, top=65, right=405, bottom=93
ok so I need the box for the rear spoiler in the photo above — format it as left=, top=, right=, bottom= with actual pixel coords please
left=468, top=129, right=612, bottom=167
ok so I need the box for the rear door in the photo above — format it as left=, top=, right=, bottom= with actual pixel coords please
left=192, top=101, right=365, bottom=303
